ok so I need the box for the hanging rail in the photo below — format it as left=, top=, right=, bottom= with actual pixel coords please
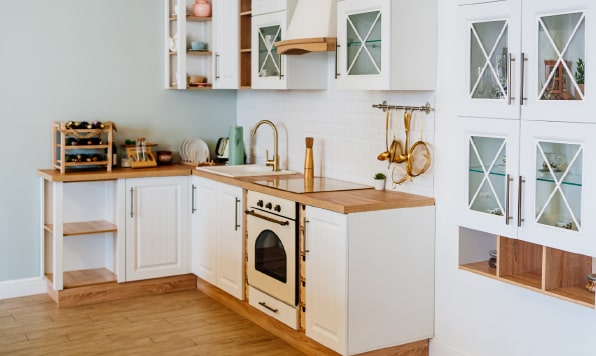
left=372, top=100, right=433, bottom=114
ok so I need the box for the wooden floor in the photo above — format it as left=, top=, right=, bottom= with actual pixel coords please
left=0, top=289, right=304, bottom=355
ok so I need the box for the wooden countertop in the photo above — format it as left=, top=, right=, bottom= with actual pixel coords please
left=192, top=170, right=434, bottom=214
left=37, top=164, right=192, bottom=182
left=36, top=165, right=434, bottom=213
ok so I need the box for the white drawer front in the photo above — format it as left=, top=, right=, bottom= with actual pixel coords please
left=248, top=286, right=299, bottom=330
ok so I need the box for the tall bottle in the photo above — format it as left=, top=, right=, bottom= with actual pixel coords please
left=304, top=137, right=314, bottom=179
left=228, top=125, right=245, bottom=165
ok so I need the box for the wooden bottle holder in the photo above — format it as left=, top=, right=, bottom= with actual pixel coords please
left=123, top=145, right=158, bottom=168
left=53, top=121, right=114, bottom=173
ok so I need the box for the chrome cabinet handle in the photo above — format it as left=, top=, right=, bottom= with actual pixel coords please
left=505, top=174, right=512, bottom=225
left=278, top=54, right=284, bottom=80
left=258, top=301, right=278, bottom=313
left=235, top=197, right=241, bottom=231
left=520, top=52, right=527, bottom=105
left=507, top=53, right=515, bottom=105
left=191, top=184, right=197, bottom=214
left=517, top=176, right=525, bottom=227
left=300, top=217, right=310, bottom=259
left=215, top=53, right=220, bottom=80
left=245, top=210, right=289, bottom=226
left=335, top=42, right=340, bottom=79
left=129, top=187, right=134, bottom=218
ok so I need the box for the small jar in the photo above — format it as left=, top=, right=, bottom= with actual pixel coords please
left=488, top=249, right=497, bottom=269
left=585, top=274, right=596, bottom=292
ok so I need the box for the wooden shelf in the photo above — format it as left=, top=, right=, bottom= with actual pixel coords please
left=187, top=50, right=212, bottom=56
left=187, top=15, right=212, bottom=22
left=459, top=232, right=595, bottom=308
left=46, top=267, right=116, bottom=289
left=45, top=220, right=117, bottom=236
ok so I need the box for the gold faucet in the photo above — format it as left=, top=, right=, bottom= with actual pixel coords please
left=251, top=119, right=279, bottom=172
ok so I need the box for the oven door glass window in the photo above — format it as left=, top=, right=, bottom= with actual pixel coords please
left=255, top=229, right=287, bottom=283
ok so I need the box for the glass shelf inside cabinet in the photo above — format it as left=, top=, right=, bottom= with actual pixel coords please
left=534, top=141, right=583, bottom=232
left=538, top=12, right=586, bottom=101
left=467, top=135, right=508, bottom=216
left=346, top=10, right=382, bottom=76
left=469, top=20, right=509, bottom=100
left=257, top=25, right=281, bottom=78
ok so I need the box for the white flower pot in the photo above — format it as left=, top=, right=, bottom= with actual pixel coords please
left=374, top=179, right=385, bottom=190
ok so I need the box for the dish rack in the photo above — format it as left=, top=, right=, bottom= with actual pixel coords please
left=52, top=121, right=114, bottom=173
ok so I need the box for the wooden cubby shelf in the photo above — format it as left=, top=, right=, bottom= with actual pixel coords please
left=45, top=220, right=117, bottom=236
left=459, top=232, right=595, bottom=308
left=46, top=267, right=116, bottom=289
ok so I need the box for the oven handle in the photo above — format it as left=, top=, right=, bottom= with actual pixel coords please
left=258, top=301, right=279, bottom=313
left=245, top=210, right=290, bottom=226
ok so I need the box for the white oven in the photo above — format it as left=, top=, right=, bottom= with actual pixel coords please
left=246, top=191, right=298, bottom=328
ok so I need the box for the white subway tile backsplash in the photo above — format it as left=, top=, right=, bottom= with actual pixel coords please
left=237, top=89, right=435, bottom=197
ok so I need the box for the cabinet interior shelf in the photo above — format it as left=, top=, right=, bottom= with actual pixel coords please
left=240, top=10, right=251, bottom=16
left=187, top=51, right=212, bottom=56
left=170, top=15, right=211, bottom=22
left=45, top=220, right=117, bottom=236
left=58, top=144, right=109, bottom=150
left=240, top=48, right=251, bottom=53
left=46, top=267, right=116, bottom=289
left=347, top=39, right=381, bottom=46
left=468, top=167, right=582, bottom=186
left=460, top=234, right=595, bottom=308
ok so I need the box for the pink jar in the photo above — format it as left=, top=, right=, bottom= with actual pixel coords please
left=193, top=0, right=211, bottom=17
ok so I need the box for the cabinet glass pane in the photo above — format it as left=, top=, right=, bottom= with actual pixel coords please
left=257, top=25, right=281, bottom=77
left=537, top=12, right=585, bottom=101
left=469, top=20, right=509, bottom=99
left=468, top=136, right=507, bottom=216
left=346, top=11, right=381, bottom=75
left=535, top=141, right=583, bottom=232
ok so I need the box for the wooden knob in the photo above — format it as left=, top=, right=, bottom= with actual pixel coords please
left=305, top=137, right=314, bottom=148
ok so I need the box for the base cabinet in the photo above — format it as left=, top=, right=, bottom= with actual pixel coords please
left=304, top=205, right=435, bottom=355
left=124, top=176, right=190, bottom=281
left=192, top=176, right=244, bottom=299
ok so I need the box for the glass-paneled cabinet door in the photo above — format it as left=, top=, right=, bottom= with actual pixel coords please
left=459, top=117, right=520, bottom=238
left=252, top=11, right=287, bottom=89
left=519, top=120, right=596, bottom=256
left=521, top=1, right=595, bottom=122
left=337, top=0, right=390, bottom=89
left=456, top=0, right=521, bottom=119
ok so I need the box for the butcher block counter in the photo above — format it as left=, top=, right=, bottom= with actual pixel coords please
left=36, top=165, right=434, bottom=214
left=192, top=169, right=434, bottom=214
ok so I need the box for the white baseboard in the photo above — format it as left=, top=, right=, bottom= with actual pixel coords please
left=0, top=277, right=47, bottom=300
left=430, top=338, right=464, bottom=356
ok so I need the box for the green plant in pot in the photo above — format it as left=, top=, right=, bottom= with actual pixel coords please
left=575, top=58, right=585, bottom=99
left=373, top=172, right=386, bottom=190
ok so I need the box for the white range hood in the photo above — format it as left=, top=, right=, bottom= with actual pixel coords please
left=275, top=0, right=337, bottom=55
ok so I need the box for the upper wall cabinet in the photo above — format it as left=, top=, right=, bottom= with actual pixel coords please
left=335, top=0, right=437, bottom=90
left=165, top=0, right=238, bottom=90
left=251, top=0, right=328, bottom=90
left=457, top=0, right=595, bottom=122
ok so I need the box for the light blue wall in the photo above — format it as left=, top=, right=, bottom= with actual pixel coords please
left=0, top=0, right=236, bottom=281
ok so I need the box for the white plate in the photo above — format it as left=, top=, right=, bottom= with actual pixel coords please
left=187, top=138, right=210, bottom=164
left=180, top=138, right=193, bottom=162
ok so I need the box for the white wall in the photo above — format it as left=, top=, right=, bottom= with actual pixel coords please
left=431, top=1, right=596, bottom=355
left=0, top=0, right=236, bottom=281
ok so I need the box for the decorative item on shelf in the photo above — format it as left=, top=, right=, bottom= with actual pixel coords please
left=373, top=173, right=386, bottom=190
left=575, top=58, right=585, bottom=100
left=192, top=0, right=211, bottom=17
left=488, top=249, right=497, bottom=268
left=228, top=125, right=245, bottom=166
left=190, top=41, right=207, bottom=51
left=122, top=137, right=157, bottom=168
left=585, top=273, right=596, bottom=293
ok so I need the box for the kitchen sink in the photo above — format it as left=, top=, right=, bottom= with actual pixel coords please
left=195, top=164, right=295, bottom=178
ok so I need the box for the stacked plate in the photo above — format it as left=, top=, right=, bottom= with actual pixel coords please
left=179, top=138, right=210, bottom=165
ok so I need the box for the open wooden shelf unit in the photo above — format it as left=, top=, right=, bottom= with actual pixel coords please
left=460, top=233, right=595, bottom=308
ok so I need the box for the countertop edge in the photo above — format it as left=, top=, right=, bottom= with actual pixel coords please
left=37, top=165, right=192, bottom=182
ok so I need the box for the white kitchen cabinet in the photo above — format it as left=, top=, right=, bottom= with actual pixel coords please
left=335, top=0, right=437, bottom=90
left=251, top=5, right=328, bottom=90
left=125, top=176, right=190, bottom=281
left=457, top=0, right=595, bottom=121
left=304, top=205, right=435, bottom=355
left=212, top=0, right=239, bottom=89
left=191, top=176, right=244, bottom=299
left=42, top=179, right=120, bottom=291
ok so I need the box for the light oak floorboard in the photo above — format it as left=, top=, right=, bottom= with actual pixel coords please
left=0, top=290, right=304, bottom=355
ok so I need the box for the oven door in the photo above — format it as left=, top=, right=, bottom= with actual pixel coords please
left=246, top=210, right=297, bottom=306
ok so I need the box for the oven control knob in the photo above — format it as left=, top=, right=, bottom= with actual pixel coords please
left=257, top=200, right=264, bottom=207
left=274, top=204, right=281, bottom=213
left=265, top=202, right=272, bottom=209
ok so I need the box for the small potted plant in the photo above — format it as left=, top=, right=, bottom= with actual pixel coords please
left=575, top=58, right=585, bottom=99
left=373, top=172, right=386, bottom=190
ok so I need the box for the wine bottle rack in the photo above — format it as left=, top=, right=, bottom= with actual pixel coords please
left=52, top=121, right=114, bottom=173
